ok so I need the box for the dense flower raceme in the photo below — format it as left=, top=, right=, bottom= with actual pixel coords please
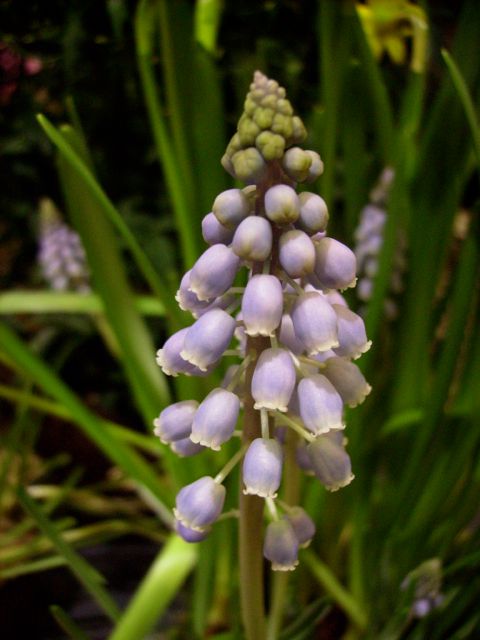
left=37, top=197, right=90, bottom=293
left=153, top=71, right=372, bottom=571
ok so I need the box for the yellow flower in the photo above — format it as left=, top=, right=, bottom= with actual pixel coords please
left=356, top=0, right=428, bottom=73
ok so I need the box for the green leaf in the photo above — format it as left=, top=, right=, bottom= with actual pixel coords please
left=50, top=605, right=91, bottom=640
left=18, top=487, right=121, bottom=622
left=107, top=535, right=197, bottom=640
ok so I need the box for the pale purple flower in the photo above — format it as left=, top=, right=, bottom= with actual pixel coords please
left=251, top=348, right=296, bottom=412
left=174, top=476, right=226, bottom=531
left=264, top=519, right=299, bottom=571
left=156, top=328, right=203, bottom=377
left=243, top=437, right=283, bottom=498
left=153, top=400, right=198, bottom=443
left=180, top=309, right=236, bottom=371
left=297, top=192, right=329, bottom=235
left=264, top=184, right=300, bottom=225
left=285, top=506, right=316, bottom=548
left=297, top=374, right=344, bottom=435
left=290, top=292, right=339, bottom=355
left=323, top=357, right=372, bottom=408
left=189, top=244, right=240, bottom=301
left=279, top=230, right=315, bottom=278
left=311, top=237, right=357, bottom=290
left=201, top=212, right=234, bottom=245
left=170, top=438, right=205, bottom=457
left=241, top=274, right=283, bottom=337
left=307, top=431, right=354, bottom=491
left=175, top=520, right=210, bottom=543
left=175, top=270, right=211, bottom=316
left=232, top=216, right=272, bottom=261
left=212, top=188, right=251, bottom=229
left=190, top=388, right=240, bottom=450
left=279, top=313, right=304, bottom=355
left=333, top=305, right=372, bottom=359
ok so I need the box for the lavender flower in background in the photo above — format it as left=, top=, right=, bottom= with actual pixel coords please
left=401, top=558, right=444, bottom=620
left=37, top=198, right=90, bottom=293
left=354, top=168, right=407, bottom=319
left=153, top=71, right=372, bottom=571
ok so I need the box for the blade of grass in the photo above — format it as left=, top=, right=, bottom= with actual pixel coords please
left=135, top=0, right=199, bottom=267
left=194, top=0, right=223, bottom=55
left=107, top=535, right=197, bottom=640
left=17, top=487, right=121, bottom=622
left=0, top=291, right=165, bottom=316
left=50, top=605, right=91, bottom=640
left=441, top=49, right=480, bottom=169
left=0, top=320, right=181, bottom=498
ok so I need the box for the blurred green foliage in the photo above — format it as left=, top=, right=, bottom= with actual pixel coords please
left=1, top=1, right=480, bottom=639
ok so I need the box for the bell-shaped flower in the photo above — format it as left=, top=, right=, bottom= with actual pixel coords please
left=333, top=305, right=372, bottom=359
left=153, top=400, right=198, bottom=444
left=176, top=270, right=211, bottom=316
left=156, top=328, right=203, bottom=377
left=251, top=348, right=296, bottom=412
left=312, top=237, right=357, bottom=290
left=307, top=432, right=354, bottom=491
left=189, top=245, right=240, bottom=301
left=296, top=442, right=315, bottom=475
left=290, top=292, right=339, bottom=355
left=232, top=216, right=272, bottom=261
left=212, top=188, right=251, bottom=229
left=324, top=290, right=348, bottom=307
left=279, top=230, right=315, bottom=278
left=323, top=357, right=372, bottom=408
left=201, top=212, right=234, bottom=245
left=285, top=506, right=316, bottom=548
left=264, top=184, right=300, bottom=225
left=174, top=476, right=226, bottom=531
left=170, top=437, right=205, bottom=457
left=264, top=519, right=299, bottom=571
left=297, top=374, right=344, bottom=435
left=180, top=309, right=236, bottom=372
left=243, top=437, right=283, bottom=498
left=175, top=519, right=210, bottom=543
left=279, top=313, right=304, bottom=355
left=190, top=388, right=240, bottom=450
left=297, top=192, right=329, bottom=234
left=241, top=274, right=283, bottom=337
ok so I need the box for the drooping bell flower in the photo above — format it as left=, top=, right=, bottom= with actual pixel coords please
left=175, top=519, right=210, bottom=543
left=180, top=309, right=236, bottom=372
left=297, top=192, right=329, bottom=235
left=290, top=292, right=339, bottom=355
left=170, top=437, right=205, bottom=457
left=243, top=437, right=283, bottom=498
left=189, top=244, right=240, bottom=302
left=307, top=431, right=354, bottom=491
left=190, top=388, right=240, bottom=451
left=264, top=519, right=299, bottom=571
left=322, top=357, right=372, bottom=408
left=201, top=212, right=235, bottom=245
left=174, top=476, right=226, bottom=531
left=278, top=230, right=316, bottom=278
left=311, top=237, right=357, bottom=290
left=332, top=304, right=372, bottom=359
left=241, top=274, right=283, bottom=337
left=297, top=374, right=345, bottom=435
left=285, top=506, right=316, bottom=548
left=156, top=328, right=203, bottom=377
left=153, top=400, right=198, bottom=444
left=251, top=348, right=296, bottom=412
left=212, top=188, right=251, bottom=229
left=264, top=184, right=300, bottom=225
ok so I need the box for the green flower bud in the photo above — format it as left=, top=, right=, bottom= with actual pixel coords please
left=291, top=116, right=307, bottom=144
left=277, top=98, right=293, bottom=116
left=255, top=130, right=285, bottom=161
left=260, top=94, right=278, bottom=109
left=253, top=107, right=275, bottom=129
left=244, top=97, right=257, bottom=116
left=271, top=113, right=293, bottom=139
left=238, top=116, right=261, bottom=146
left=226, top=133, right=242, bottom=156
left=231, top=147, right=267, bottom=183
left=305, top=150, right=324, bottom=182
left=282, top=147, right=313, bottom=182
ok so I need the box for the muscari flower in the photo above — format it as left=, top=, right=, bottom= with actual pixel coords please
left=153, top=70, right=371, bottom=570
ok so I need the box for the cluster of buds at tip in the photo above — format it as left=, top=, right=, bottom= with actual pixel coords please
left=153, top=71, right=372, bottom=571
left=37, top=198, right=90, bottom=293
left=354, top=168, right=407, bottom=319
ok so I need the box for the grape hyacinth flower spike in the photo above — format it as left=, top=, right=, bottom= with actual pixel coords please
left=153, top=71, right=372, bottom=639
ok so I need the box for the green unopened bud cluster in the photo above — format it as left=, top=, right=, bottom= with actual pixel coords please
left=221, top=71, right=323, bottom=184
